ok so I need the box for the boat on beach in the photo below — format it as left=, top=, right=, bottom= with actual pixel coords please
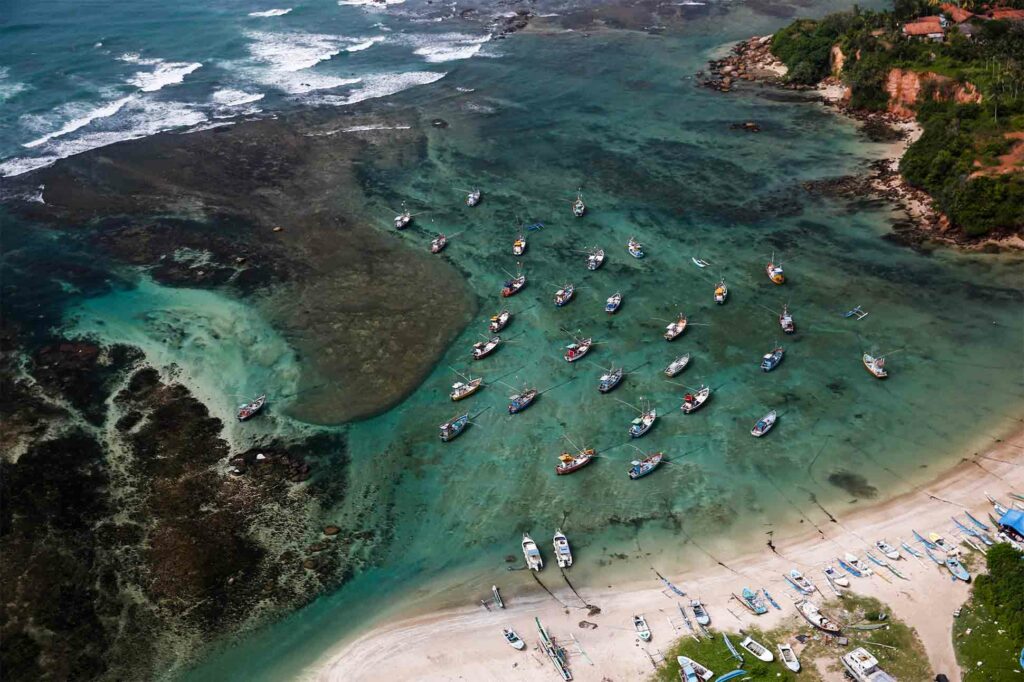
left=555, top=448, right=595, bottom=475
left=875, top=540, right=901, bottom=560
left=554, top=283, right=575, bottom=307
left=924, top=546, right=944, bottom=565
left=823, top=564, right=849, bottom=587
left=929, top=532, right=953, bottom=552
left=492, top=585, right=504, bottom=609
left=564, top=337, right=593, bottom=363
left=843, top=553, right=873, bottom=576
left=785, top=568, right=814, bottom=594
left=605, top=292, right=622, bottom=313
left=472, top=336, right=501, bottom=360
left=690, top=599, right=710, bottom=626
left=237, top=394, right=267, bottom=421
left=502, top=273, right=526, bottom=297
left=739, top=587, right=767, bottom=615
left=751, top=410, right=777, bottom=437
left=677, top=656, right=712, bottom=681
left=439, top=413, right=469, bottom=442
left=953, top=517, right=994, bottom=545
left=450, top=377, right=482, bottom=401
left=766, top=252, right=784, bottom=284
left=553, top=529, right=573, bottom=568
left=633, top=614, right=652, bottom=641
left=863, top=353, right=888, bottom=379
left=512, top=234, right=527, bottom=256
left=430, top=233, right=447, bottom=253
left=965, top=511, right=991, bottom=531
left=714, top=279, right=728, bottom=304
left=628, top=452, right=664, bottom=480
left=665, top=354, right=690, bottom=377
left=598, top=366, right=623, bottom=393
left=796, top=600, right=841, bottom=633
left=489, top=310, right=511, bottom=333
left=760, top=346, right=784, bottom=372
left=466, top=188, right=481, bottom=206
left=572, top=190, right=586, bottom=217
left=503, top=627, right=525, bottom=650
left=739, top=636, right=773, bottom=662
left=522, top=533, right=543, bottom=570
left=587, top=247, right=605, bottom=270
left=629, top=408, right=657, bottom=438
left=913, top=529, right=938, bottom=549
left=627, top=237, right=644, bottom=258
left=681, top=386, right=710, bottom=414
left=778, top=643, right=800, bottom=672
left=664, top=313, right=688, bottom=341
left=900, top=540, right=923, bottom=558
left=946, top=555, right=971, bottom=581
left=779, top=304, right=795, bottom=334
left=837, top=557, right=864, bottom=578
left=508, top=387, right=538, bottom=414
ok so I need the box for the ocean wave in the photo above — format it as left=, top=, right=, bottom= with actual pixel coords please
left=345, top=36, right=386, bottom=52
left=338, top=0, right=405, bottom=6
left=0, top=156, right=59, bottom=178
left=310, top=70, right=445, bottom=106
left=127, top=60, right=203, bottom=92
left=404, top=32, right=491, bottom=63
left=211, top=89, right=265, bottom=107
left=247, top=30, right=348, bottom=72
left=248, top=8, right=293, bottom=16
left=0, top=67, right=28, bottom=102
left=23, top=96, right=135, bottom=149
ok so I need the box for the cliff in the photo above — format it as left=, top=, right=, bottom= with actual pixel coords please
left=883, top=68, right=982, bottom=120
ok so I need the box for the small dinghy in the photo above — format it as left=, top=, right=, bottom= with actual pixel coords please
left=629, top=408, right=657, bottom=438
left=785, top=569, right=814, bottom=594
left=394, top=209, right=412, bottom=230
left=572, top=190, right=586, bottom=217
left=760, top=346, right=784, bottom=372
left=690, top=599, right=710, bottom=626
left=677, top=656, right=713, bottom=681
left=628, top=452, right=664, bottom=480
left=553, top=529, right=573, bottom=568
left=627, top=237, right=644, bottom=259
left=564, top=337, right=592, bottom=363
left=664, top=313, right=688, bottom=341
left=450, top=377, right=482, bottom=401
left=796, top=600, right=841, bottom=633
left=522, top=533, right=543, bottom=570
left=739, top=636, right=773, bottom=662
left=472, top=336, right=501, bottom=360
left=740, top=587, right=767, bottom=615
left=843, top=553, right=873, bottom=576
left=554, top=283, right=575, bottom=307
left=681, top=386, right=710, bottom=414
left=875, top=540, right=901, bottom=560
left=605, top=292, right=622, bottom=313
left=587, top=247, right=605, bottom=270
left=489, top=310, right=511, bottom=333
left=766, top=252, right=784, bottom=284
left=751, top=410, right=777, bottom=437
left=465, top=188, right=481, bottom=206
left=863, top=353, right=888, bottom=378
left=598, top=366, right=623, bottom=393
left=778, top=643, right=800, bottom=672
left=501, top=274, right=526, bottom=297
left=512, top=234, right=527, bottom=256
left=824, top=564, right=850, bottom=587
left=439, top=413, right=469, bottom=442
left=665, top=354, right=690, bottom=377
left=714, top=279, right=728, bottom=304
left=946, top=555, right=971, bottom=582
left=555, top=448, right=595, bottom=475
left=237, top=394, right=267, bottom=421
left=633, top=614, right=652, bottom=641
left=779, top=304, right=795, bottom=334
left=503, top=627, right=525, bottom=650
left=508, top=387, right=538, bottom=414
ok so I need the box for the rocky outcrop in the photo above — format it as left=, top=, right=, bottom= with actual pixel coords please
left=699, top=35, right=789, bottom=93
left=830, top=44, right=846, bottom=77
left=884, top=68, right=982, bottom=120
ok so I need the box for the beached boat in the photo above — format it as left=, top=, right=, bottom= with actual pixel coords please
left=953, top=517, right=994, bottom=545
left=913, top=529, right=938, bottom=549
left=796, top=600, right=841, bottom=633
left=555, top=448, right=595, bottom=475
left=587, top=247, right=605, bottom=270
left=740, top=587, right=767, bottom=615
left=508, top=387, right=538, bottom=414
left=554, top=283, right=575, bottom=307
left=553, top=529, right=573, bottom=568
left=564, top=337, right=592, bottom=363
left=491, top=585, right=504, bottom=609
left=843, top=553, right=873, bottom=576
left=394, top=209, right=412, bottom=229
left=430, top=233, right=447, bottom=253
left=779, top=305, right=795, bottom=334
left=572, top=190, right=586, bottom=217
left=502, top=627, right=525, bottom=650
left=837, top=557, right=864, bottom=578
left=512, top=234, right=527, bottom=256
left=489, top=310, right=511, bottom=333
left=664, top=313, right=688, bottom=341
left=900, top=540, right=923, bottom=558
left=784, top=568, right=814, bottom=595
left=677, top=656, right=712, bottom=681
left=965, top=511, right=991, bottom=531
left=924, top=546, right=944, bottom=565
left=605, top=292, right=622, bottom=314
left=739, top=636, right=773, bottom=662
left=681, top=386, right=710, bottom=414
left=665, top=354, right=690, bottom=377
left=778, top=644, right=800, bottom=672
left=946, top=555, right=970, bottom=582
left=762, top=588, right=780, bottom=610
left=628, top=452, right=664, bottom=480
left=824, top=564, right=850, bottom=587
left=865, top=551, right=890, bottom=570
left=766, top=253, right=784, bottom=284
left=690, top=600, right=710, bottom=626
left=714, top=279, right=728, bottom=304
left=842, top=647, right=894, bottom=682
left=522, top=533, right=543, bottom=570
left=629, top=408, right=657, bottom=438
left=633, top=614, right=652, bottom=641
left=501, top=273, right=526, bottom=297
left=862, top=353, right=888, bottom=379
left=875, top=540, right=901, bottom=560
left=472, top=336, right=501, bottom=360
left=760, top=346, right=784, bottom=372
left=450, top=377, right=482, bottom=401
left=237, top=394, right=267, bottom=421
left=439, top=413, right=469, bottom=442
left=929, top=532, right=953, bottom=552
left=599, top=366, right=623, bottom=393
left=680, top=662, right=699, bottom=682
left=751, top=410, right=777, bottom=437
left=722, top=633, right=743, bottom=665
left=466, top=188, right=481, bottom=206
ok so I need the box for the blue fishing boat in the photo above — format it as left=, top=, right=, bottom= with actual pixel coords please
left=439, top=413, right=469, bottom=442
left=924, top=546, right=944, bottom=565
left=953, top=517, right=994, bottom=545
left=913, top=530, right=938, bottom=549
left=965, top=511, right=991, bottom=531
left=900, top=541, right=923, bottom=558
left=714, top=672, right=747, bottom=682
left=722, top=633, right=743, bottom=664
left=837, top=557, right=863, bottom=577
left=598, top=366, right=623, bottom=393
left=681, top=663, right=699, bottom=682
left=629, top=408, right=656, bottom=438
left=554, top=283, right=575, bottom=307
left=605, top=292, right=622, bottom=313
left=740, top=587, right=767, bottom=615
left=627, top=237, right=644, bottom=258
left=628, top=452, right=663, bottom=480
left=946, top=555, right=970, bottom=581
left=760, top=346, right=784, bottom=372
left=508, top=388, right=538, bottom=414
left=762, top=588, right=781, bottom=610
left=784, top=569, right=814, bottom=595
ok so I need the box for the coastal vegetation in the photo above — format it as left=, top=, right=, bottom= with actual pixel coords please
left=771, top=3, right=1024, bottom=236
left=953, top=543, right=1024, bottom=677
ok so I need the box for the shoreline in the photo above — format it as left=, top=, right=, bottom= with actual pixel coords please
left=314, top=425, right=1024, bottom=681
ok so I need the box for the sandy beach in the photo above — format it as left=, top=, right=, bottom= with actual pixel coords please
left=317, top=427, right=1023, bottom=681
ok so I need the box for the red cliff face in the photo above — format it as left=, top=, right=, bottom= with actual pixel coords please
left=884, top=68, right=982, bottom=119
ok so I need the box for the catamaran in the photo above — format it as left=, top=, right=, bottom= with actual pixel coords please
left=450, top=377, right=482, bottom=401
left=430, top=233, right=447, bottom=253
left=554, top=283, right=575, bottom=307
left=553, top=529, right=573, bottom=568
left=466, top=188, right=481, bottom=206
left=628, top=452, right=664, bottom=479
left=681, top=386, right=710, bottom=414
left=766, top=252, right=784, bottom=284
left=598, top=366, right=623, bottom=393
left=863, top=353, right=888, bottom=378
left=572, top=190, right=586, bottom=217
left=564, top=337, right=592, bottom=363
left=237, top=394, right=267, bottom=421
left=522, top=533, right=543, bottom=570
left=664, top=313, right=688, bottom=341
left=627, top=237, right=644, bottom=258
left=605, top=292, right=622, bottom=314
left=489, top=310, right=511, bottom=333
left=629, top=407, right=656, bottom=438
left=751, top=410, right=777, bottom=437
left=760, top=346, right=784, bottom=372
left=779, top=304, right=795, bottom=334
left=633, top=614, right=652, bottom=641
left=555, top=448, right=595, bottom=475
left=439, top=413, right=469, bottom=442
left=587, top=247, right=605, bottom=270
left=665, top=354, right=690, bottom=377
left=508, top=387, right=538, bottom=414
left=472, top=336, right=501, bottom=360
left=714, top=279, right=728, bottom=304
left=512, top=233, right=527, bottom=256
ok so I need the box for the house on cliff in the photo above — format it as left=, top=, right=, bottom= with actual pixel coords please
left=902, top=15, right=945, bottom=40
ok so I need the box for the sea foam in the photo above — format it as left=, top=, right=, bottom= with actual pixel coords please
left=211, top=89, right=265, bottom=107
left=405, top=32, right=491, bottom=63
left=127, top=60, right=203, bottom=92
left=23, top=96, right=135, bottom=148
left=346, top=36, right=386, bottom=52
left=248, top=8, right=293, bottom=16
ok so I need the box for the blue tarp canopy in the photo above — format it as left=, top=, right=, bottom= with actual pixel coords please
left=998, top=509, right=1024, bottom=536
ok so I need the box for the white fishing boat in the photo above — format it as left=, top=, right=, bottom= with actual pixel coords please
left=664, top=354, right=690, bottom=377
left=692, top=256, right=710, bottom=268
left=863, top=353, right=888, bottom=379
left=587, top=247, right=605, bottom=270
left=785, top=568, right=814, bottom=594
left=605, top=292, right=622, bottom=314
left=627, top=237, right=644, bottom=258
left=714, top=279, right=728, bottom=304
left=633, top=614, right=652, bottom=641
left=739, top=635, right=773, bottom=662
left=779, top=304, right=795, bottom=334
left=676, top=656, right=713, bottom=681
left=554, top=283, right=575, bottom=307
left=796, top=599, right=841, bottom=633
left=681, top=386, right=710, bottom=414
left=553, top=529, right=573, bottom=568
left=690, top=599, right=710, bottom=626
left=751, top=410, right=777, bottom=437
left=489, top=310, right=511, bottom=333
left=843, top=553, right=873, bottom=576
left=664, top=313, right=688, bottom=341
left=466, top=188, right=481, bottom=206
left=430, top=233, right=447, bottom=253
left=472, top=336, right=501, bottom=360
left=522, top=533, right=543, bottom=571
left=237, top=394, right=267, bottom=421
left=875, top=540, right=901, bottom=561
left=629, top=408, right=656, bottom=438
left=503, top=627, right=526, bottom=650
left=394, top=209, right=412, bottom=229
left=778, top=643, right=800, bottom=672
left=572, top=190, right=586, bottom=217
left=450, top=377, right=482, bottom=401
left=512, top=233, right=527, bottom=256
left=823, top=564, right=849, bottom=587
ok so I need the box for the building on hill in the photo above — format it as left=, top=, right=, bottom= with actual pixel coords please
left=986, top=8, right=1024, bottom=21
left=902, top=15, right=945, bottom=40
left=940, top=3, right=975, bottom=23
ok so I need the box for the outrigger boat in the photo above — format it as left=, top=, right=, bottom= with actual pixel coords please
left=503, top=627, right=526, bottom=650
left=796, top=600, right=841, bottom=633
left=489, top=310, right=511, bottom=333
left=522, top=533, right=543, bottom=571
left=633, top=614, right=652, bottom=641
left=900, top=540, right=923, bottom=558
left=751, top=410, right=777, bottom=437
left=553, top=529, right=573, bottom=568
left=740, top=587, right=767, bottom=615
left=554, top=283, right=575, bottom=307
left=946, top=555, right=970, bottom=582
left=627, top=237, right=644, bottom=259
left=465, top=188, right=481, bottom=206
left=556, top=448, right=595, bottom=475
left=630, top=408, right=656, bottom=438
left=450, top=377, right=482, bottom=401
left=564, top=336, right=592, bottom=363
left=766, top=252, right=784, bottom=284
left=572, top=190, right=586, bottom=217
left=964, top=511, right=991, bottom=531
left=785, top=569, right=814, bottom=595
left=692, top=256, right=710, bottom=268
left=913, top=529, right=938, bottom=549
left=875, top=540, right=901, bottom=560
left=714, top=279, right=728, bottom=304
left=837, top=557, right=864, bottom=578
left=823, top=564, right=849, bottom=587
left=953, top=517, right=994, bottom=545
left=739, top=636, right=773, bottom=662
left=598, top=366, right=623, bottom=393
left=779, top=304, right=795, bottom=334
left=512, top=234, right=527, bottom=256
left=929, top=532, right=953, bottom=552
left=924, top=546, right=944, bottom=565
left=760, top=346, right=784, bottom=372
left=605, top=292, right=622, bottom=314
left=690, top=600, right=710, bottom=626
left=778, top=644, right=800, bottom=672
left=439, top=413, right=469, bottom=442
left=430, top=233, right=447, bottom=253
left=472, top=336, right=501, bottom=360
left=843, top=553, right=873, bottom=576
left=681, top=386, right=710, bottom=414
left=508, top=387, right=538, bottom=414
left=665, top=354, right=690, bottom=377
left=587, top=247, right=605, bottom=270
left=664, top=313, right=688, bottom=341
left=863, top=353, right=888, bottom=379
left=501, top=273, right=526, bottom=297
left=237, top=394, right=267, bottom=421
left=628, top=452, right=664, bottom=480
left=677, top=656, right=713, bottom=681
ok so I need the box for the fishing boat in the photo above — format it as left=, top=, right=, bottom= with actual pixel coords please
left=714, top=279, right=728, bottom=304
left=587, top=247, right=605, bottom=270
left=512, top=234, right=527, bottom=256
left=633, top=614, right=652, bottom=641
left=439, top=413, right=469, bottom=442
left=740, top=587, right=767, bottom=615
left=564, top=337, right=592, bottom=363
left=627, top=237, right=644, bottom=259
left=572, top=190, right=586, bottom=217
left=722, top=633, right=743, bottom=664
left=690, top=600, right=710, bottom=626
left=237, top=394, right=267, bottom=421
left=865, top=551, right=890, bottom=570
left=715, top=672, right=747, bottom=682
left=779, top=304, right=795, bottom=334
left=491, top=585, right=504, bottom=609
left=522, top=533, right=543, bottom=570
left=785, top=569, right=814, bottom=595
left=900, top=540, right=923, bottom=558
left=924, top=546, right=944, bottom=565
left=823, top=564, right=849, bottom=587
left=760, top=346, right=784, bottom=372
left=501, top=273, right=526, bottom=297
left=778, top=644, right=800, bottom=672
left=665, top=354, right=690, bottom=377
left=629, top=408, right=657, bottom=438
left=664, top=313, right=688, bottom=341
left=796, top=600, right=842, bottom=633
left=965, top=511, right=991, bottom=531
left=681, top=386, right=710, bottom=414
left=843, top=553, right=873, bottom=576
left=553, top=529, right=573, bottom=568
left=502, top=627, right=525, bottom=650
left=862, top=353, right=888, bottom=379
left=508, top=387, right=538, bottom=414
left=739, top=636, right=773, bottom=662
left=929, top=532, right=953, bottom=552
left=766, top=252, right=784, bottom=284
left=394, top=208, right=412, bottom=229
left=751, top=410, right=777, bottom=437
left=429, top=233, right=447, bottom=253
left=953, top=517, right=994, bottom=545
left=677, top=656, right=713, bottom=682
left=598, top=366, right=623, bottom=393
left=946, top=555, right=970, bottom=582
left=913, top=529, right=938, bottom=549
left=837, top=557, right=864, bottom=578
left=628, top=452, right=664, bottom=480
left=555, top=448, right=595, bottom=475
left=680, top=662, right=699, bottom=682
left=450, top=377, right=482, bottom=401
left=554, top=283, right=575, bottom=307
left=472, top=336, right=501, bottom=360
left=605, top=292, right=622, bottom=314
left=489, top=310, right=511, bottom=333
left=875, top=540, right=901, bottom=560
left=466, top=188, right=481, bottom=206
left=762, top=588, right=781, bottom=610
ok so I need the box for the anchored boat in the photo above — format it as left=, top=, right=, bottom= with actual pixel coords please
left=587, top=247, right=605, bottom=270
left=751, top=410, right=777, bottom=437
left=508, top=387, right=538, bottom=414
left=630, top=408, right=657, bottom=438
left=598, top=366, right=623, bottom=393
left=779, top=304, right=795, bottom=334
left=760, top=346, right=784, bottom=372
left=394, top=209, right=412, bottom=229
left=572, top=190, right=586, bottom=217
left=466, top=188, right=481, bottom=206
left=502, top=266, right=526, bottom=297
left=489, top=310, right=511, bottom=333
left=664, top=313, right=688, bottom=341
left=472, top=336, right=501, bottom=360
left=430, top=233, right=447, bottom=253
left=555, top=448, right=595, bottom=475
left=863, top=353, right=888, bottom=379
left=237, top=394, right=267, bottom=421
left=522, top=533, right=543, bottom=570
left=564, top=337, right=593, bottom=363
left=512, top=234, right=527, bottom=256
left=714, top=279, right=728, bottom=304
left=553, top=529, right=573, bottom=568
left=681, top=386, right=710, bottom=414
left=605, top=292, right=622, bottom=314
left=439, top=413, right=469, bottom=442
left=766, top=252, right=784, bottom=284
left=627, top=237, right=644, bottom=259
left=450, top=377, right=482, bottom=401
left=554, top=283, right=575, bottom=307
left=628, top=452, right=664, bottom=480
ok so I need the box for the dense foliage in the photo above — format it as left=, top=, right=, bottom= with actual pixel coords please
left=953, top=543, right=1024, bottom=676
left=972, top=543, right=1024, bottom=641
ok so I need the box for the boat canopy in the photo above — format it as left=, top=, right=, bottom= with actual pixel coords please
left=999, top=509, right=1024, bottom=535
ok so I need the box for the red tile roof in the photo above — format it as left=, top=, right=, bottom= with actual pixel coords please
left=940, top=4, right=974, bottom=22
left=903, top=16, right=945, bottom=35
left=989, top=8, right=1024, bottom=20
